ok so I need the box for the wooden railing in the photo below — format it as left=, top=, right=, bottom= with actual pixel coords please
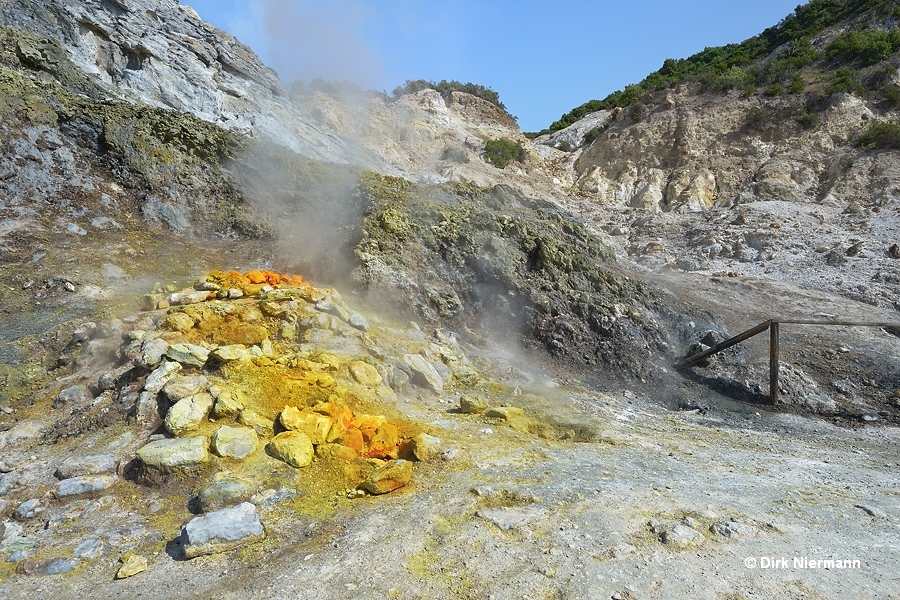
left=676, top=319, right=899, bottom=404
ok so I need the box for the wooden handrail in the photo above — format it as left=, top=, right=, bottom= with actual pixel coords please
left=676, top=318, right=899, bottom=404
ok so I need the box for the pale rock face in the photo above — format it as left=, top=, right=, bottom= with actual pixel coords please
left=567, top=87, right=897, bottom=212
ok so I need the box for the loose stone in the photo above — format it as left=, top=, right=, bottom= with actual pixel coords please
left=182, top=502, right=265, bottom=559
left=459, top=395, right=488, bottom=414
left=211, top=425, right=258, bottom=459
left=360, top=459, right=412, bottom=495
left=115, top=553, right=148, bottom=578
left=73, top=538, right=105, bottom=559
left=55, top=475, right=118, bottom=498
left=267, top=431, right=314, bottom=468
left=136, top=437, right=209, bottom=472
left=143, top=361, right=182, bottom=394
left=162, top=375, right=209, bottom=402
left=165, top=343, right=210, bottom=367
left=403, top=354, right=444, bottom=393
left=55, top=454, right=118, bottom=479
left=164, top=393, right=214, bottom=436
left=13, top=499, right=44, bottom=521
left=198, top=478, right=256, bottom=513
left=349, top=360, right=383, bottom=386
left=412, top=433, right=443, bottom=462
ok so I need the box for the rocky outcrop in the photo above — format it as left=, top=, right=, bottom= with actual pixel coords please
left=568, top=88, right=882, bottom=211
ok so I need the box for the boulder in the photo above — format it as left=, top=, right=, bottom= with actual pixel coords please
left=403, top=354, right=444, bottom=393
left=54, top=454, right=118, bottom=480
left=210, top=344, right=252, bottom=362
left=165, top=343, right=210, bottom=367
left=349, top=361, right=382, bottom=386
left=198, top=478, right=256, bottom=513
left=267, top=431, right=314, bottom=468
left=136, top=437, right=209, bottom=472
left=55, top=475, right=118, bottom=498
left=182, top=502, right=265, bottom=559
left=211, top=425, right=258, bottom=459
left=162, top=375, right=209, bottom=402
left=279, top=406, right=332, bottom=445
left=412, top=433, right=443, bottom=462
left=360, top=459, right=412, bottom=495
left=115, top=554, right=148, bottom=579
left=144, top=361, right=182, bottom=394
left=164, top=393, right=214, bottom=436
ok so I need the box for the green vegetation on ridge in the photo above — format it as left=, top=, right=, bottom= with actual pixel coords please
left=536, top=0, right=898, bottom=135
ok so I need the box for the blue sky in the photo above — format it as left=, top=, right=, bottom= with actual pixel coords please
left=185, top=0, right=801, bottom=131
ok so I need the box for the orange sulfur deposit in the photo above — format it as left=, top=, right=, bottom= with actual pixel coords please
left=132, top=268, right=430, bottom=498
left=207, top=269, right=306, bottom=288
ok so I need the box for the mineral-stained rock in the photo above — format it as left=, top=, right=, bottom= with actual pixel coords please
left=212, top=389, right=245, bottom=419
left=54, top=454, right=118, bottom=480
left=13, top=499, right=44, bottom=521
left=210, top=344, right=251, bottom=362
left=211, top=425, right=258, bottom=459
left=360, top=459, right=412, bottom=494
left=73, top=538, right=104, bottom=559
left=403, top=354, right=444, bottom=393
left=55, top=475, right=118, bottom=498
left=53, top=384, right=91, bottom=408
left=459, top=395, right=488, bottom=414
left=349, top=360, right=382, bottom=386
left=136, top=437, right=209, bottom=472
left=162, top=375, right=210, bottom=402
left=133, top=337, right=169, bottom=369
left=163, top=313, right=195, bottom=333
left=165, top=343, right=210, bottom=367
left=115, top=553, right=147, bottom=578
left=198, top=478, right=256, bottom=513
left=486, top=406, right=524, bottom=420
left=279, top=406, right=332, bottom=445
left=351, top=414, right=387, bottom=443
left=367, top=423, right=399, bottom=459
left=412, top=433, right=443, bottom=462
left=16, top=557, right=79, bottom=576
left=182, top=502, right=265, bottom=559
left=267, top=431, right=314, bottom=468
left=238, top=410, right=274, bottom=437
left=315, top=443, right=358, bottom=461
left=222, top=324, right=269, bottom=346
left=136, top=391, right=163, bottom=429
left=338, top=428, right=365, bottom=454
left=144, top=361, right=182, bottom=394
left=164, top=393, right=214, bottom=436
left=348, top=312, right=369, bottom=331
left=661, top=524, right=704, bottom=546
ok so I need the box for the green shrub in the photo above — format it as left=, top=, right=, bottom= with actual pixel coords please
left=789, top=73, right=805, bottom=94
left=856, top=120, right=900, bottom=149
left=440, top=146, right=469, bottom=163
left=829, top=67, right=866, bottom=94
left=763, top=83, right=784, bottom=97
left=795, top=112, right=820, bottom=129
left=826, top=29, right=900, bottom=66
left=744, top=106, right=773, bottom=131
left=392, top=79, right=509, bottom=113
left=582, top=123, right=610, bottom=146
left=882, top=83, right=900, bottom=108
left=556, top=140, right=574, bottom=152
left=483, top=137, right=526, bottom=169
